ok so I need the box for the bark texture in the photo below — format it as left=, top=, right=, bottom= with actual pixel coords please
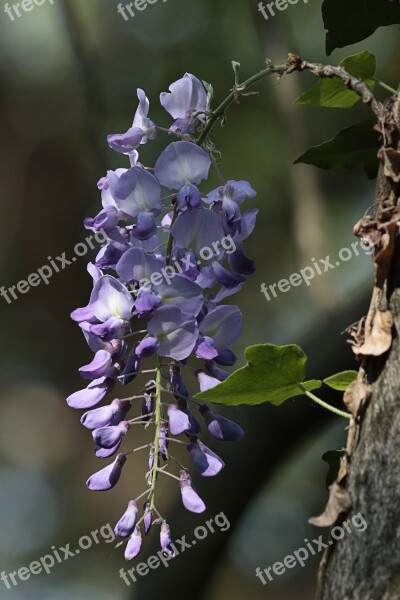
left=320, top=97, right=400, bottom=600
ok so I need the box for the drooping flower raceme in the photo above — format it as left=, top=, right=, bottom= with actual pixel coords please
left=68, top=74, right=258, bottom=560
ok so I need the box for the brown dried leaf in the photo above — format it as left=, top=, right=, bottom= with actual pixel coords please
left=354, top=309, right=393, bottom=356
left=380, top=148, right=400, bottom=183
left=309, top=483, right=352, bottom=528
left=343, top=380, right=371, bottom=416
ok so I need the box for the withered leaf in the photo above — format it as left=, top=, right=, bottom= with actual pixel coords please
left=309, top=482, right=352, bottom=528
left=354, top=309, right=393, bottom=357
left=343, top=380, right=371, bottom=417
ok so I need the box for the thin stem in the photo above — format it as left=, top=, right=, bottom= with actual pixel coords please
left=124, top=443, right=150, bottom=457
left=149, top=359, right=163, bottom=511
left=165, top=203, right=179, bottom=265
left=299, top=385, right=351, bottom=419
left=374, top=77, right=398, bottom=95
left=196, top=63, right=287, bottom=146
left=157, top=468, right=181, bottom=482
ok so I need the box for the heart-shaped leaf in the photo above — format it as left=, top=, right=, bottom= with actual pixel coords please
left=194, top=344, right=321, bottom=406
left=295, top=120, right=380, bottom=180
left=322, top=0, right=400, bottom=55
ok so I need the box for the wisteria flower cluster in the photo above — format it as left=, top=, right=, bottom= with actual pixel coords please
left=67, top=73, right=258, bottom=560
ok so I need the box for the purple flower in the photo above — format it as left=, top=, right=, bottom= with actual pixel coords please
left=86, top=453, right=126, bottom=491
left=107, top=89, right=156, bottom=154
left=180, top=469, right=206, bottom=513
left=93, top=420, right=130, bottom=449
left=160, top=73, right=207, bottom=134
left=81, top=399, right=132, bottom=429
left=199, top=405, right=244, bottom=441
left=67, top=376, right=115, bottom=410
left=88, top=275, right=134, bottom=340
left=187, top=440, right=225, bottom=477
left=125, top=527, right=142, bottom=560
left=115, top=500, right=139, bottom=538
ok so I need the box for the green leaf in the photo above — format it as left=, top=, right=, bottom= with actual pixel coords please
left=194, top=344, right=321, bottom=406
left=294, top=120, right=380, bottom=179
left=322, top=450, right=345, bottom=488
left=323, top=370, right=358, bottom=391
left=295, top=51, right=376, bottom=109
left=322, top=0, right=400, bottom=55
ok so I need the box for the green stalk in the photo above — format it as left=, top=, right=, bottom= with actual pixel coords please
left=149, top=359, right=163, bottom=511
left=299, top=385, right=351, bottom=419
left=196, top=63, right=288, bottom=146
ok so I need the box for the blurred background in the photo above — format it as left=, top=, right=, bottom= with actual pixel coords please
left=0, top=0, right=399, bottom=598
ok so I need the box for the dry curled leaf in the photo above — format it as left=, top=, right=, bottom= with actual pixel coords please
left=309, top=482, right=352, bottom=528
left=354, top=309, right=393, bottom=356
left=379, top=147, right=400, bottom=183
left=343, top=380, right=371, bottom=417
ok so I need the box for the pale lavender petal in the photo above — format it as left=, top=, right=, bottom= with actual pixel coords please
left=116, top=248, right=165, bottom=283
left=160, top=73, right=207, bottom=120
left=90, top=275, right=134, bottom=322
left=107, top=126, right=143, bottom=154
left=199, top=305, right=243, bottom=350
left=79, top=349, right=112, bottom=380
left=67, top=377, right=112, bottom=410
left=154, top=142, right=211, bottom=190
left=196, top=336, right=218, bottom=360
left=125, top=527, right=142, bottom=560
left=108, top=167, right=162, bottom=217
left=148, top=306, right=198, bottom=361
left=167, top=404, right=190, bottom=435
left=196, top=370, right=221, bottom=392
left=171, top=208, right=225, bottom=251
left=157, top=275, right=204, bottom=316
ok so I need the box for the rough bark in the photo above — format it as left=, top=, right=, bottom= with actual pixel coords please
left=319, top=96, right=400, bottom=600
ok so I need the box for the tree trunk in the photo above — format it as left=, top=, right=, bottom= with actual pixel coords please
left=319, top=97, right=400, bottom=600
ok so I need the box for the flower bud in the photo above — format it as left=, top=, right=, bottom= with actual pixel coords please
left=115, top=500, right=139, bottom=538
left=187, top=439, right=224, bottom=477
left=124, top=526, right=142, bottom=560
left=179, top=469, right=206, bottom=513
left=199, top=405, right=244, bottom=441
left=86, top=454, right=126, bottom=491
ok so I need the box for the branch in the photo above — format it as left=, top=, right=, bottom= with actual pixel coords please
left=196, top=54, right=384, bottom=148
left=286, top=53, right=384, bottom=119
